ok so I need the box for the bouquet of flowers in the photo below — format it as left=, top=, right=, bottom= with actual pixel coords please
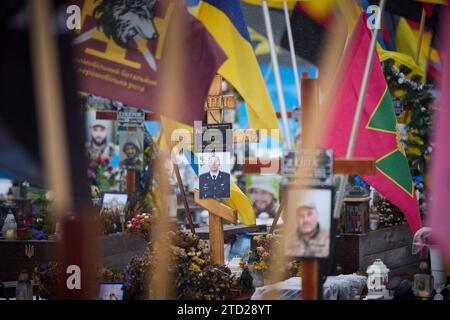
left=98, top=267, right=125, bottom=282
left=125, top=212, right=155, bottom=242
left=88, top=156, right=119, bottom=192
left=18, top=228, right=48, bottom=240
left=228, top=260, right=254, bottom=298
left=287, top=260, right=303, bottom=278
left=123, top=231, right=236, bottom=300
left=123, top=250, right=152, bottom=300
left=32, top=262, right=62, bottom=299
left=169, top=231, right=233, bottom=300
left=247, top=234, right=302, bottom=284
left=99, top=208, right=121, bottom=235
left=247, top=233, right=278, bottom=272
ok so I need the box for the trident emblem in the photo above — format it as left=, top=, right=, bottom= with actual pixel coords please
left=25, top=244, right=35, bottom=259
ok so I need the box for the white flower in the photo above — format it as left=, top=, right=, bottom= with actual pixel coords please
left=45, top=191, right=54, bottom=201
left=398, top=78, right=404, bottom=84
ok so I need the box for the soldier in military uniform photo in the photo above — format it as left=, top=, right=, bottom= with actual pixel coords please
left=120, top=141, right=142, bottom=169
left=286, top=202, right=330, bottom=258
left=199, top=154, right=230, bottom=199
left=86, top=119, right=117, bottom=161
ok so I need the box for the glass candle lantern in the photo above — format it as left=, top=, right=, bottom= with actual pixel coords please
left=413, top=273, right=434, bottom=299
left=343, top=186, right=370, bottom=233
left=16, top=270, right=33, bottom=300
left=367, top=259, right=390, bottom=292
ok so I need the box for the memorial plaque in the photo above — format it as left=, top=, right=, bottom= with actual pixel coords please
left=117, top=107, right=145, bottom=127
left=282, top=149, right=333, bottom=186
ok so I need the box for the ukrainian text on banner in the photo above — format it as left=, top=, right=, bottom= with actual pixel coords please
left=72, top=0, right=226, bottom=124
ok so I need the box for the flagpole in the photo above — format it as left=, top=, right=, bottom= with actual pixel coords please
left=283, top=1, right=302, bottom=108
left=262, top=0, right=293, bottom=150
left=333, top=0, right=386, bottom=218
left=415, top=8, right=426, bottom=64
left=264, top=61, right=273, bottom=82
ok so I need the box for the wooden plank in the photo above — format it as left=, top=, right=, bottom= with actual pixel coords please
left=126, top=170, right=136, bottom=193
left=173, top=163, right=196, bottom=234
left=206, top=107, right=222, bottom=124
left=301, top=260, right=319, bottom=300
left=232, top=129, right=260, bottom=144
left=336, top=234, right=360, bottom=275
left=358, top=224, right=414, bottom=255
left=242, top=158, right=282, bottom=174
left=389, top=262, right=421, bottom=279
left=301, top=78, right=319, bottom=147
left=240, top=157, right=375, bottom=175
left=208, top=75, right=222, bottom=96
left=362, top=245, right=420, bottom=271
left=191, top=224, right=266, bottom=241
left=205, top=95, right=236, bottom=109
left=172, top=130, right=260, bottom=150
left=333, top=158, right=376, bottom=175
left=209, top=213, right=225, bottom=265
left=96, top=110, right=160, bottom=121
left=194, top=190, right=237, bottom=224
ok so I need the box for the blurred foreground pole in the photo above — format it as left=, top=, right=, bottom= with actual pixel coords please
left=29, top=0, right=98, bottom=299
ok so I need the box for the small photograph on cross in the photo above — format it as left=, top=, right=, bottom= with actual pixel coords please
left=85, top=111, right=118, bottom=162
left=118, top=131, right=144, bottom=171
left=198, top=152, right=231, bottom=199
left=284, top=187, right=333, bottom=259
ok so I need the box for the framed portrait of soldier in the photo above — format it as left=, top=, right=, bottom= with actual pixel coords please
left=284, top=186, right=333, bottom=259
left=198, top=152, right=231, bottom=199
left=118, top=131, right=144, bottom=171
left=245, top=175, right=280, bottom=219
left=85, top=110, right=118, bottom=161
left=101, top=192, right=128, bottom=213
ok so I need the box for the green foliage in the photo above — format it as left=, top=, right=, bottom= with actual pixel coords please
left=382, top=59, right=434, bottom=177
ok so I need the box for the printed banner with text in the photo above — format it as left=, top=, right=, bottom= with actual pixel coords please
left=72, top=0, right=226, bottom=124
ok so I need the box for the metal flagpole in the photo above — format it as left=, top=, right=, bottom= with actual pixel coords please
left=415, top=8, right=426, bottom=64
left=283, top=1, right=301, bottom=108
left=262, top=0, right=293, bottom=150
left=264, top=61, right=273, bottom=82
left=333, top=0, right=386, bottom=218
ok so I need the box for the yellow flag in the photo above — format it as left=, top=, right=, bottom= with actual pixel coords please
left=242, top=0, right=296, bottom=10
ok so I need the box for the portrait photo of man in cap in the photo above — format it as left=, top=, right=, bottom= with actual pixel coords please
left=285, top=188, right=332, bottom=258
left=85, top=111, right=117, bottom=161
left=247, top=175, right=279, bottom=218
left=119, top=131, right=143, bottom=170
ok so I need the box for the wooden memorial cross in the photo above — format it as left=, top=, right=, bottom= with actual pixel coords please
left=193, top=75, right=240, bottom=265
left=301, top=76, right=377, bottom=300
left=267, top=76, right=377, bottom=300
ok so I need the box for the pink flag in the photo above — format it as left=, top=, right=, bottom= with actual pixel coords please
left=429, top=5, right=450, bottom=260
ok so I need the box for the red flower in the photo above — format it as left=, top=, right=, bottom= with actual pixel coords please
left=107, top=166, right=113, bottom=172
left=89, top=162, right=98, bottom=169
left=101, top=156, right=110, bottom=164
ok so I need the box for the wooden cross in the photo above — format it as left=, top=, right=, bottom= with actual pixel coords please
left=193, top=75, right=240, bottom=265
left=96, top=75, right=259, bottom=264
left=265, top=76, right=377, bottom=300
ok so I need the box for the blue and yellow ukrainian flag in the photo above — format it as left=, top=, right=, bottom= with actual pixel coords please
left=197, top=0, right=281, bottom=141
